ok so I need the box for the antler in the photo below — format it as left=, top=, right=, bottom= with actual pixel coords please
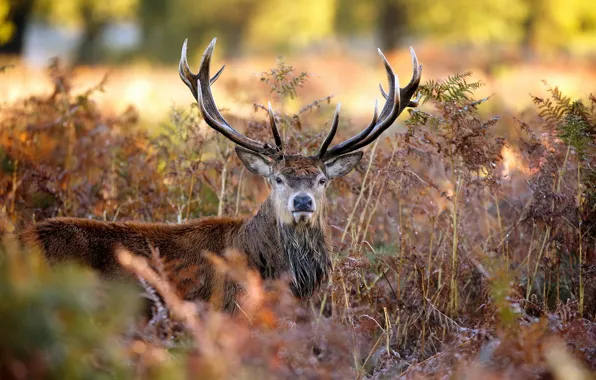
left=317, top=48, right=422, bottom=160
left=179, top=38, right=283, bottom=156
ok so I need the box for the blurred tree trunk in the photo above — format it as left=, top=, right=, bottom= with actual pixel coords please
left=138, top=0, right=254, bottom=62
left=138, top=0, right=166, bottom=59
left=377, top=0, right=407, bottom=51
left=522, top=0, right=559, bottom=58
left=0, top=0, right=35, bottom=55
left=522, top=0, right=542, bottom=58
left=75, top=0, right=106, bottom=64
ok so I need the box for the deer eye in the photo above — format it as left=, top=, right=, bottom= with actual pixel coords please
left=319, top=178, right=327, bottom=185
left=275, top=176, right=283, bottom=184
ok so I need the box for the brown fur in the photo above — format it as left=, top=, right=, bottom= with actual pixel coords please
left=21, top=192, right=331, bottom=313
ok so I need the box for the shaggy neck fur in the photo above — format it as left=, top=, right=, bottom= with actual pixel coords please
left=237, top=198, right=331, bottom=298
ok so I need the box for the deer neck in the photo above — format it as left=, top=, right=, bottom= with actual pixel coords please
left=239, top=197, right=331, bottom=298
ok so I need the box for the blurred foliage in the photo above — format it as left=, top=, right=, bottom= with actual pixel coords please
left=523, top=0, right=596, bottom=55
left=33, top=0, right=139, bottom=63
left=245, top=0, right=335, bottom=52
left=0, top=1, right=13, bottom=44
left=139, top=0, right=335, bottom=60
left=135, top=0, right=596, bottom=59
left=0, top=236, right=139, bottom=379
left=138, top=0, right=256, bottom=61
left=407, top=0, right=528, bottom=45
left=0, top=1, right=34, bottom=55
left=34, top=0, right=138, bottom=27
left=1, top=0, right=596, bottom=62
left=533, top=83, right=596, bottom=158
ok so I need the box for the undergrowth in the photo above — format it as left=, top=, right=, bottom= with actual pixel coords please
left=0, top=59, right=594, bottom=379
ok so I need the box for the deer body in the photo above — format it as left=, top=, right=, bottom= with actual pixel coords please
left=23, top=38, right=421, bottom=311
left=23, top=195, right=330, bottom=311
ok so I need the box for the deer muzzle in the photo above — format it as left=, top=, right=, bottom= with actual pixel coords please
left=290, top=192, right=315, bottom=223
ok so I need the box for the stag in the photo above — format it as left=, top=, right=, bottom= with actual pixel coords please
left=22, top=38, right=421, bottom=312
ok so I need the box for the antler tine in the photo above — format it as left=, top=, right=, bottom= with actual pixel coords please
left=380, top=87, right=421, bottom=108
left=320, top=49, right=399, bottom=158
left=268, top=101, right=283, bottom=151
left=179, top=38, right=279, bottom=156
left=317, top=103, right=342, bottom=158
left=378, top=50, right=421, bottom=108
left=179, top=39, right=225, bottom=99
left=379, top=83, right=388, bottom=100
left=317, top=101, right=379, bottom=158
left=399, top=47, right=423, bottom=108
left=179, top=39, right=198, bottom=99
left=196, top=38, right=276, bottom=155
left=321, top=47, right=422, bottom=160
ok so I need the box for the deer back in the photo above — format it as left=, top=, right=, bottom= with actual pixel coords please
left=21, top=216, right=248, bottom=310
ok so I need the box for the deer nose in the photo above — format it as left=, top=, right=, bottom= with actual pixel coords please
left=293, top=194, right=314, bottom=212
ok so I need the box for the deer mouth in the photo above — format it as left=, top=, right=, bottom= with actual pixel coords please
left=292, top=211, right=314, bottom=223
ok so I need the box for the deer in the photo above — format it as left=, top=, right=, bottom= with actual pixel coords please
left=22, top=38, right=422, bottom=312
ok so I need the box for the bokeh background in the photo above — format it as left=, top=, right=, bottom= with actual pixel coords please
left=2, top=0, right=596, bottom=125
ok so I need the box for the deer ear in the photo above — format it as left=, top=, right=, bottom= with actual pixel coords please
left=324, top=151, right=363, bottom=179
left=235, top=147, right=272, bottom=177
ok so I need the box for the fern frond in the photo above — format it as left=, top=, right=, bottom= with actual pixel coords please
left=533, top=83, right=595, bottom=157
left=418, top=72, right=483, bottom=104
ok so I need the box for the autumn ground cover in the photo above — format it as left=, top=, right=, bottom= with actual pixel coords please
left=0, top=49, right=595, bottom=379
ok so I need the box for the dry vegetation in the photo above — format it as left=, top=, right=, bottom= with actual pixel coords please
left=0, top=58, right=595, bottom=379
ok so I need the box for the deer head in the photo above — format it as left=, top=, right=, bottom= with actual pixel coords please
left=179, top=38, right=422, bottom=227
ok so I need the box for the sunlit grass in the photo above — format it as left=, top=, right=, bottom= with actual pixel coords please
left=2, top=46, right=594, bottom=130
